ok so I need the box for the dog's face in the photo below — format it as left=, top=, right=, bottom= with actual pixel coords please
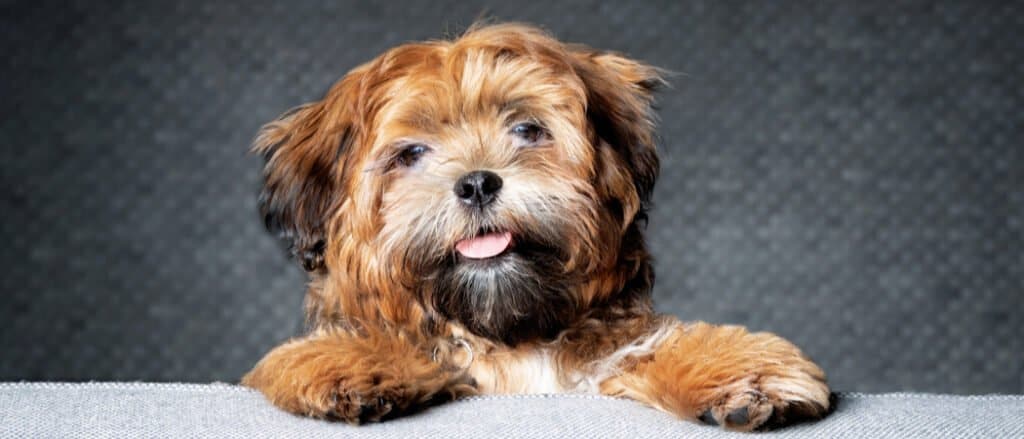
left=256, top=24, right=661, bottom=345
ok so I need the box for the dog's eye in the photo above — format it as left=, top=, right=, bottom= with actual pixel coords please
left=510, top=122, right=546, bottom=146
left=395, top=144, right=429, bottom=167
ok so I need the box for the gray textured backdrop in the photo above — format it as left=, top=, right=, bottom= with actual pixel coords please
left=1, top=1, right=1021, bottom=394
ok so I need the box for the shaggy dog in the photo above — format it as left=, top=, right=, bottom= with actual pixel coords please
left=243, top=23, right=830, bottom=431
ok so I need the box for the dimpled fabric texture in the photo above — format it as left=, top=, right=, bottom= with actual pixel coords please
left=0, top=383, right=1023, bottom=438
left=1, top=1, right=1022, bottom=395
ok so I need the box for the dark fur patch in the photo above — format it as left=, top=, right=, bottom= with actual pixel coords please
left=257, top=115, right=352, bottom=273
left=420, top=242, right=578, bottom=346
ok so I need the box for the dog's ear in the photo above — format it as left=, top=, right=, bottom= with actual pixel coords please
left=253, top=81, right=360, bottom=272
left=571, top=50, right=664, bottom=225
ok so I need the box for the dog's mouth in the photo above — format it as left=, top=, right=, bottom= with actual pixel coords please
left=455, top=229, right=514, bottom=259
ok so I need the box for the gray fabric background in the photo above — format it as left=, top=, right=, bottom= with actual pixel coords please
left=1, top=1, right=1021, bottom=394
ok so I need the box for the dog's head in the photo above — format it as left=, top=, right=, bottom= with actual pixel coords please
left=255, top=23, right=662, bottom=345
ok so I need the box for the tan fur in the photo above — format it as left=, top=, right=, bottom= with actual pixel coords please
left=599, top=322, right=830, bottom=431
left=242, top=326, right=475, bottom=423
left=242, top=22, right=830, bottom=431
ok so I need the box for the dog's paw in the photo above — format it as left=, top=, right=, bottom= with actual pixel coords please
left=695, top=371, right=830, bottom=431
left=243, top=329, right=481, bottom=423
left=598, top=322, right=830, bottom=431
left=323, top=384, right=402, bottom=424
left=304, top=371, right=476, bottom=424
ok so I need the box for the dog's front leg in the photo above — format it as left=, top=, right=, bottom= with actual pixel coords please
left=600, top=321, right=830, bottom=431
left=242, top=327, right=475, bottom=423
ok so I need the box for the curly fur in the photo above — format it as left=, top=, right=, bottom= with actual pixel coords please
left=242, top=22, right=830, bottom=432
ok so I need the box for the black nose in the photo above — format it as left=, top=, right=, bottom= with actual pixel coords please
left=454, top=170, right=503, bottom=208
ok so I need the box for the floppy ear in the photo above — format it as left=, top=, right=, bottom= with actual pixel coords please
left=253, top=85, right=358, bottom=272
left=571, top=50, right=663, bottom=225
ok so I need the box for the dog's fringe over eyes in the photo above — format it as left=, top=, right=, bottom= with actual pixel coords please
left=242, top=22, right=831, bottom=432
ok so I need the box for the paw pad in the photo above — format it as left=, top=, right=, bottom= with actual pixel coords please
left=697, top=390, right=774, bottom=431
left=725, top=406, right=749, bottom=426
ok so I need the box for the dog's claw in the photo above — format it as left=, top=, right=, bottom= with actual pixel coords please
left=698, top=409, right=718, bottom=426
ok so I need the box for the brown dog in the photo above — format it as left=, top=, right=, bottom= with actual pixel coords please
left=242, top=23, right=830, bottom=431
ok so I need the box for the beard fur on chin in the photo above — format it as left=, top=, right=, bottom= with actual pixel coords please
left=419, top=246, right=578, bottom=346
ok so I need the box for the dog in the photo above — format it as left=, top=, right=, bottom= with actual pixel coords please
left=242, top=23, right=830, bottom=431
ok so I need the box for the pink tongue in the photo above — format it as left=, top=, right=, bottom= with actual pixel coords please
left=455, top=231, right=513, bottom=259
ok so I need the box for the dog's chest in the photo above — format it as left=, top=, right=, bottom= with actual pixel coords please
left=468, top=348, right=567, bottom=394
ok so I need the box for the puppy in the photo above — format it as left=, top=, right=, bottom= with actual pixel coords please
left=242, top=23, right=830, bottom=431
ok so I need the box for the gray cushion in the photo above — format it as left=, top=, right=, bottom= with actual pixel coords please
left=0, top=383, right=1020, bottom=438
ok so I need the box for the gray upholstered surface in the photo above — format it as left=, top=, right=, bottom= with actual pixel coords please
left=0, top=383, right=1022, bottom=438
left=2, top=1, right=1022, bottom=394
